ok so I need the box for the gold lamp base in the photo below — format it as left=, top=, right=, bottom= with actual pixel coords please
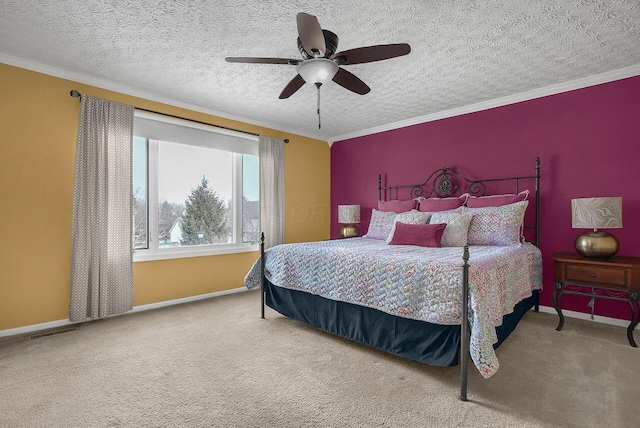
left=574, top=230, right=619, bottom=258
left=340, top=224, right=360, bottom=239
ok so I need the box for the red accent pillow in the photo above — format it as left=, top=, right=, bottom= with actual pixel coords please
left=388, top=222, right=447, bottom=247
left=466, top=190, right=529, bottom=208
left=418, top=194, right=468, bottom=212
left=378, top=199, right=417, bottom=213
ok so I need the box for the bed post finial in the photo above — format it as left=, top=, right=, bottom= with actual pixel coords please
left=260, top=232, right=266, bottom=319
left=378, top=174, right=382, bottom=201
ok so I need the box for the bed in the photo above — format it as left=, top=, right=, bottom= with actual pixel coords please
left=244, top=158, right=542, bottom=400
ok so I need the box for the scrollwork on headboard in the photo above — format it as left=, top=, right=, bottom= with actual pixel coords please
left=411, top=167, right=463, bottom=199
left=378, top=166, right=489, bottom=201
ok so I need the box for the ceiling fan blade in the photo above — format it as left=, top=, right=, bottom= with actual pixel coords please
left=332, top=68, right=370, bottom=95
left=279, top=74, right=306, bottom=99
left=332, top=43, right=411, bottom=65
left=297, top=12, right=326, bottom=57
left=225, top=57, right=300, bottom=65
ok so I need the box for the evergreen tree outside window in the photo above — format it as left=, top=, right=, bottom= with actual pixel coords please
left=180, top=176, right=229, bottom=245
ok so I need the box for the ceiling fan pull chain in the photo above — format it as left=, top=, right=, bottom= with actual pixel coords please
left=316, top=82, right=322, bottom=129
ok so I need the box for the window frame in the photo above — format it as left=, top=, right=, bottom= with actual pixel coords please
left=133, top=112, right=259, bottom=263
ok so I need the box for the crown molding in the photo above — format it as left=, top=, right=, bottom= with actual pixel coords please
left=328, top=64, right=640, bottom=146
left=4, top=52, right=639, bottom=148
left=0, top=52, right=323, bottom=143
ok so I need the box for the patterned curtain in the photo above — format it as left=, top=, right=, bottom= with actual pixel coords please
left=259, top=136, right=285, bottom=249
left=69, top=95, right=135, bottom=322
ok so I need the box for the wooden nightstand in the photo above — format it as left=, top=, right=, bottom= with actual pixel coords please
left=552, top=252, right=640, bottom=347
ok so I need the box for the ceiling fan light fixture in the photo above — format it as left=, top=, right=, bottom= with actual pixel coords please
left=296, top=58, right=339, bottom=85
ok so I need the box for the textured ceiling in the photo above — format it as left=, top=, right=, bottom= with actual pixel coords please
left=1, top=1, right=640, bottom=142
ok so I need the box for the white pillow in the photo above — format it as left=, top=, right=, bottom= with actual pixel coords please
left=429, top=211, right=473, bottom=247
left=385, top=210, right=432, bottom=243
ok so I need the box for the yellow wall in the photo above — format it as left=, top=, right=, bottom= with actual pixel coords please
left=0, top=62, right=330, bottom=330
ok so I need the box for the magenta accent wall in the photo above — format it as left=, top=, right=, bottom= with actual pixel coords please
left=331, top=75, right=640, bottom=321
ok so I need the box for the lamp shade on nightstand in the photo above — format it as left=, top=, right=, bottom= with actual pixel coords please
left=571, top=197, right=622, bottom=258
left=338, top=205, right=360, bottom=238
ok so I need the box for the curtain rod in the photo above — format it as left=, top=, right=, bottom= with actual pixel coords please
left=69, top=90, right=289, bottom=143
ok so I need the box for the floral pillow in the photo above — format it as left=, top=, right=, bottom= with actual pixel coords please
left=429, top=211, right=473, bottom=247
left=363, top=209, right=397, bottom=240
left=463, top=201, right=529, bottom=245
left=385, top=210, right=432, bottom=243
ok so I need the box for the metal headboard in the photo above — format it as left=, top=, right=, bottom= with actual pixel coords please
left=377, top=157, right=541, bottom=246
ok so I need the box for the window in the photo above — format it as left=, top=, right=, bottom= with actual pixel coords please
left=133, top=111, right=259, bottom=261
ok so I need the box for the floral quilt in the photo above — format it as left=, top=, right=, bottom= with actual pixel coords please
left=244, top=238, right=542, bottom=378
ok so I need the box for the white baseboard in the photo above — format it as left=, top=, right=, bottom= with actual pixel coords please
left=0, top=287, right=249, bottom=338
left=129, top=287, right=248, bottom=313
left=537, top=305, right=639, bottom=331
left=2, top=295, right=635, bottom=339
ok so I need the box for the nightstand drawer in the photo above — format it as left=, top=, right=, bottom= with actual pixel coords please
left=565, top=264, right=626, bottom=286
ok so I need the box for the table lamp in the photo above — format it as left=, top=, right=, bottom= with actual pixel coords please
left=571, top=197, right=622, bottom=258
left=338, top=205, right=360, bottom=238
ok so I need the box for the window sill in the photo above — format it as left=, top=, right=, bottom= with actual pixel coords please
left=133, top=243, right=259, bottom=262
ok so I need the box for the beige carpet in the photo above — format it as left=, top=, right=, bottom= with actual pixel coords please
left=0, top=290, right=637, bottom=428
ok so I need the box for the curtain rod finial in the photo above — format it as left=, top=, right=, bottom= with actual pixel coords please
left=70, top=90, right=81, bottom=98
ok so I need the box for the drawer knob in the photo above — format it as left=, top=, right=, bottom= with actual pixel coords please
left=591, top=272, right=597, bottom=278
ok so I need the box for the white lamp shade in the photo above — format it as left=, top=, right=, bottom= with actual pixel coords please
left=571, top=197, right=622, bottom=229
left=296, top=58, right=339, bottom=84
left=338, top=205, right=360, bottom=224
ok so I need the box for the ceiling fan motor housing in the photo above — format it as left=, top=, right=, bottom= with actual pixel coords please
left=298, top=30, right=339, bottom=59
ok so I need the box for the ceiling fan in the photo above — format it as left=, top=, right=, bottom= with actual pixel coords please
left=225, top=12, right=411, bottom=128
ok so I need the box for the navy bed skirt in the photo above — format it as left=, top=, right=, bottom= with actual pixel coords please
left=265, top=280, right=539, bottom=367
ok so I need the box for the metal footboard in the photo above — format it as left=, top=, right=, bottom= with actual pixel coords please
left=259, top=233, right=472, bottom=401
